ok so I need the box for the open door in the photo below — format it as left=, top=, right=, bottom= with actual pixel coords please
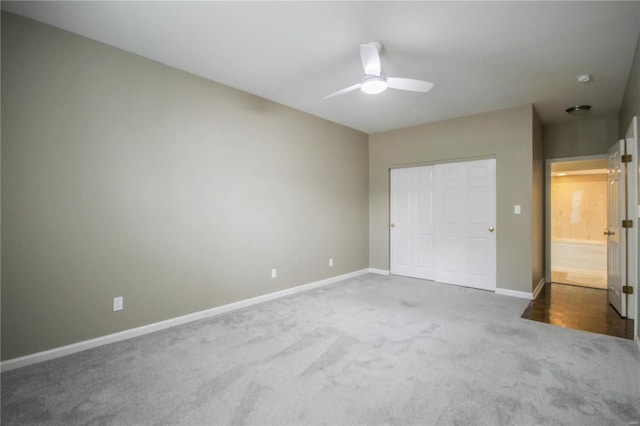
left=606, top=118, right=638, bottom=319
left=606, top=140, right=626, bottom=317
left=626, top=117, right=638, bottom=324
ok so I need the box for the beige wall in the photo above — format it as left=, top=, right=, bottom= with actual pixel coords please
left=543, top=116, right=619, bottom=160
left=532, top=109, right=545, bottom=291
left=619, top=32, right=640, bottom=341
left=620, top=34, right=640, bottom=139
left=1, top=13, right=369, bottom=360
left=551, top=174, right=607, bottom=243
left=369, top=105, right=535, bottom=293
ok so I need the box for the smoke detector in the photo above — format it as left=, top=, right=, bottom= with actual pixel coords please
left=577, top=74, right=592, bottom=83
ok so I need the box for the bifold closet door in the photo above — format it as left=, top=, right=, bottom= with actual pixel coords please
left=389, top=166, right=435, bottom=280
left=434, top=159, right=496, bottom=291
left=390, top=159, right=496, bottom=291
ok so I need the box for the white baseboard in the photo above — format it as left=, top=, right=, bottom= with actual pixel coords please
left=1, top=268, right=370, bottom=372
left=368, top=268, right=390, bottom=275
left=495, top=287, right=534, bottom=300
left=368, top=270, right=535, bottom=300
left=532, top=279, right=545, bottom=299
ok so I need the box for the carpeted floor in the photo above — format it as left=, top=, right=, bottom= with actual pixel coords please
left=2, top=273, right=639, bottom=425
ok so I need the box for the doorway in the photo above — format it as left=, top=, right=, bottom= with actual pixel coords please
left=531, top=155, right=635, bottom=338
left=538, top=118, right=638, bottom=339
left=549, top=158, right=608, bottom=289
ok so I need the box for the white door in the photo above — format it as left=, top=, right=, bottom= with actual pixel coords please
left=607, top=140, right=626, bottom=317
left=390, top=166, right=435, bottom=279
left=626, top=117, right=638, bottom=323
left=434, top=159, right=497, bottom=291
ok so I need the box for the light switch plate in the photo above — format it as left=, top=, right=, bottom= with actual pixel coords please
left=514, top=205, right=521, bottom=214
left=113, top=296, right=123, bottom=311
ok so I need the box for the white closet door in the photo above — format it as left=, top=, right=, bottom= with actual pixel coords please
left=434, top=159, right=496, bottom=291
left=390, top=166, right=435, bottom=280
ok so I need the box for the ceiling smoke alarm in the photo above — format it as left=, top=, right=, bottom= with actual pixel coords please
left=577, top=74, right=592, bottom=83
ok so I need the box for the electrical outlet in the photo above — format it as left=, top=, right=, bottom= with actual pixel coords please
left=113, top=296, right=123, bottom=311
left=271, top=268, right=277, bottom=279
left=329, top=258, right=334, bottom=267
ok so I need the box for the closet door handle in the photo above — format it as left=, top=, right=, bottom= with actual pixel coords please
left=390, top=223, right=396, bottom=228
left=488, top=226, right=494, bottom=232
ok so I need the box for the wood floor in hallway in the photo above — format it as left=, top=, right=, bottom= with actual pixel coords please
left=521, top=282, right=634, bottom=340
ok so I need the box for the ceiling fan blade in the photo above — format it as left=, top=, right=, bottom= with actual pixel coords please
left=387, top=77, right=434, bottom=93
left=324, top=83, right=362, bottom=99
left=360, top=43, right=381, bottom=76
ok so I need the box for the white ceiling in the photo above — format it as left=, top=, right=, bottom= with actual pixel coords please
left=3, top=1, right=640, bottom=134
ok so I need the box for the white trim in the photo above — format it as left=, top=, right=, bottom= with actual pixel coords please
left=368, top=268, right=390, bottom=275
left=532, top=279, right=545, bottom=299
left=495, top=288, right=533, bottom=300
left=1, top=268, right=370, bottom=372
left=636, top=335, right=640, bottom=355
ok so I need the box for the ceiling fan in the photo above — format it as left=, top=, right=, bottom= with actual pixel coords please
left=324, top=42, right=434, bottom=99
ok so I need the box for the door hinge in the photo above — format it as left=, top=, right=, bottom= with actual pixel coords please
left=623, top=285, right=634, bottom=295
left=622, top=219, right=633, bottom=228
left=622, top=154, right=633, bottom=163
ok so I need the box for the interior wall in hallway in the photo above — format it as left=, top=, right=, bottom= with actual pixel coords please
left=543, top=116, right=618, bottom=159
left=551, top=174, right=607, bottom=243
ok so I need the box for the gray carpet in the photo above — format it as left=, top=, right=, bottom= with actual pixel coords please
left=2, top=273, right=639, bottom=425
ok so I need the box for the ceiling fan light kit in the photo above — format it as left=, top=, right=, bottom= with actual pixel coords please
left=361, top=75, right=388, bottom=94
left=324, top=41, right=433, bottom=99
